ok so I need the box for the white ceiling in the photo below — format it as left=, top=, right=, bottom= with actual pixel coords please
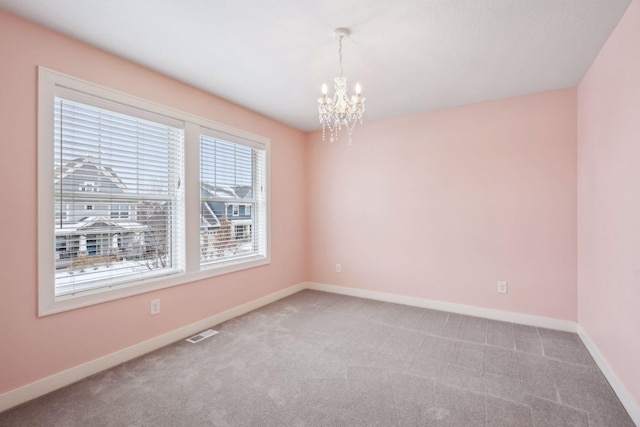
left=0, top=0, right=631, bottom=131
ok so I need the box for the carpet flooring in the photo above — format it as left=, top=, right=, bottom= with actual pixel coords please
left=0, top=290, right=635, bottom=426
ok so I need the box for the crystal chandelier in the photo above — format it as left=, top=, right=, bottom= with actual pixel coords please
left=318, top=28, right=366, bottom=144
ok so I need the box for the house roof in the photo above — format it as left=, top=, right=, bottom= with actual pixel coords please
left=200, top=202, right=220, bottom=229
left=55, top=216, right=148, bottom=236
left=201, top=183, right=239, bottom=199
left=54, top=156, right=128, bottom=192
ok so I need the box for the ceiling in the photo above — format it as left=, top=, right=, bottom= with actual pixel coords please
left=0, top=0, right=631, bottom=131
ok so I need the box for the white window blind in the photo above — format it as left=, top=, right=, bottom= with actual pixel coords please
left=53, top=94, right=184, bottom=297
left=199, top=132, right=267, bottom=267
left=39, top=68, right=270, bottom=315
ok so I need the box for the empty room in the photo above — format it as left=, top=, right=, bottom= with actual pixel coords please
left=0, top=0, right=639, bottom=426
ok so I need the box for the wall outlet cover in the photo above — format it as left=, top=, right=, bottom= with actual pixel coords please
left=150, top=299, right=160, bottom=315
left=497, top=281, right=508, bottom=294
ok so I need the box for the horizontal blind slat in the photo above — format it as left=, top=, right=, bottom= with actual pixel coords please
left=54, top=96, right=184, bottom=297
left=199, top=134, right=266, bottom=268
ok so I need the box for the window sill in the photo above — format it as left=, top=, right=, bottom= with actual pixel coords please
left=39, top=256, right=270, bottom=316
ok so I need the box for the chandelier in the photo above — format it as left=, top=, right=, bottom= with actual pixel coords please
left=318, top=28, right=365, bottom=144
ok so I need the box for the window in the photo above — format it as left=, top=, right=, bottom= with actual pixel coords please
left=55, top=204, right=69, bottom=221
left=80, top=181, right=98, bottom=192
left=110, top=204, right=130, bottom=219
left=52, top=94, right=184, bottom=298
left=235, top=224, right=250, bottom=240
left=38, top=68, right=269, bottom=315
left=199, top=131, right=267, bottom=268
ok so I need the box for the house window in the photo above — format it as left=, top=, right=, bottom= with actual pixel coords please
left=235, top=224, right=249, bottom=240
left=80, top=181, right=98, bottom=192
left=110, top=205, right=130, bottom=219
left=55, top=204, right=68, bottom=222
left=245, top=205, right=252, bottom=216
left=38, top=68, right=269, bottom=316
left=199, top=131, right=267, bottom=268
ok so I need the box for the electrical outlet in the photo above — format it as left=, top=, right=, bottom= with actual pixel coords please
left=150, top=299, right=160, bottom=315
left=497, top=281, right=508, bottom=294
left=336, top=263, right=342, bottom=273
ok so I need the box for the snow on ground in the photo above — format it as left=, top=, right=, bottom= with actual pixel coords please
left=56, top=243, right=255, bottom=293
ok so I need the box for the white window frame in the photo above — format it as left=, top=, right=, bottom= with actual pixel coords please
left=198, top=129, right=267, bottom=270
left=38, top=67, right=270, bottom=316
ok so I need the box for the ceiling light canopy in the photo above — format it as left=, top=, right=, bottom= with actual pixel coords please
left=318, top=28, right=366, bottom=144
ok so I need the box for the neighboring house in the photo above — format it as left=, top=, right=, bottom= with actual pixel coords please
left=54, top=156, right=149, bottom=269
left=55, top=157, right=254, bottom=269
left=200, top=183, right=254, bottom=258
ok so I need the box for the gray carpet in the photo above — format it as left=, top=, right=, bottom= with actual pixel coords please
left=0, top=290, right=635, bottom=426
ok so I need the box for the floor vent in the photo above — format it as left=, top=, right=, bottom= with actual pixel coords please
left=186, top=329, right=219, bottom=344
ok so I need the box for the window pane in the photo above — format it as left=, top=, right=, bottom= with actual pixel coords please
left=199, top=134, right=266, bottom=267
left=54, top=97, right=184, bottom=296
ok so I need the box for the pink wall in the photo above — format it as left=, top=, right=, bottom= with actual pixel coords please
left=6, top=0, right=633, bottom=403
left=0, top=10, right=307, bottom=394
left=577, top=0, right=640, bottom=410
left=307, top=89, right=578, bottom=321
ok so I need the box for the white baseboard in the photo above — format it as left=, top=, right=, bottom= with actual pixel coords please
left=578, top=325, right=640, bottom=426
left=11, top=280, right=636, bottom=421
left=306, top=282, right=577, bottom=332
left=308, top=282, right=640, bottom=423
left=0, top=282, right=306, bottom=413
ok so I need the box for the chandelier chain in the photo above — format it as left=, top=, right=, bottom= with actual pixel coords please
left=338, top=35, right=344, bottom=77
